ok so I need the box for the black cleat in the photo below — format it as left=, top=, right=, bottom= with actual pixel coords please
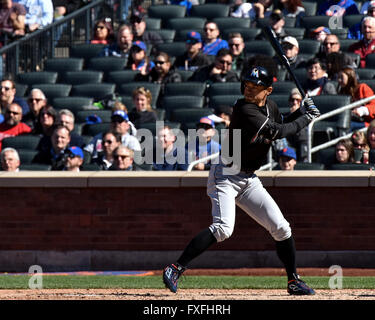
left=287, top=275, right=315, bottom=295
left=162, top=263, right=185, bottom=293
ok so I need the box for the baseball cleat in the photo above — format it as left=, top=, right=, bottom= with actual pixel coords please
left=287, top=275, right=315, bottom=295
left=163, top=263, right=185, bottom=293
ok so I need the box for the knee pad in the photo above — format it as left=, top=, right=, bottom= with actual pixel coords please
left=209, top=223, right=233, bottom=242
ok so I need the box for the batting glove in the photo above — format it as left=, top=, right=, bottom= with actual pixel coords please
left=305, top=105, right=321, bottom=121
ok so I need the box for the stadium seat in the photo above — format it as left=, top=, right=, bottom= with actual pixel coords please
left=167, top=17, right=206, bottom=31
left=175, top=28, right=204, bottom=41
left=154, top=42, right=187, bottom=58
left=118, top=82, right=161, bottom=104
left=148, top=5, right=186, bottom=28
left=169, top=108, right=214, bottom=124
left=284, top=27, right=305, bottom=40
left=213, top=17, right=251, bottom=30
left=190, top=4, right=230, bottom=19
left=222, top=27, right=262, bottom=41
left=15, top=83, right=28, bottom=97
left=61, top=70, right=103, bottom=85
left=155, top=109, right=165, bottom=121
left=301, top=1, right=317, bottom=16
left=291, top=68, right=308, bottom=85
left=2, top=135, right=41, bottom=150
left=70, top=44, right=106, bottom=63
left=294, top=162, right=325, bottom=170
left=18, top=149, right=38, bottom=164
left=362, top=79, right=375, bottom=91
left=300, top=16, right=331, bottom=29
left=165, top=82, right=207, bottom=96
left=244, top=41, right=275, bottom=57
left=339, top=39, right=358, bottom=52
left=145, top=17, right=161, bottom=30
left=44, top=58, right=84, bottom=73
left=271, top=81, right=296, bottom=94
left=87, top=57, right=127, bottom=73
left=356, top=68, right=375, bottom=80
left=70, top=83, right=115, bottom=100
left=365, top=54, right=375, bottom=68
left=82, top=122, right=111, bottom=137
left=317, top=147, right=336, bottom=167
left=298, top=40, right=321, bottom=55
left=153, top=29, right=176, bottom=43
left=330, top=27, right=348, bottom=40
left=30, top=83, right=71, bottom=100
left=346, top=52, right=361, bottom=67
left=284, top=17, right=296, bottom=28
left=52, top=97, right=95, bottom=114
left=208, top=95, right=241, bottom=109
left=175, top=70, right=194, bottom=82
left=17, top=71, right=58, bottom=85
left=19, top=164, right=51, bottom=171
left=81, top=163, right=101, bottom=171
left=76, top=110, right=113, bottom=124
left=343, top=14, right=365, bottom=28
left=162, top=96, right=205, bottom=119
left=269, top=94, right=290, bottom=111
left=106, top=70, right=140, bottom=86
left=206, top=82, right=241, bottom=97
left=329, top=163, right=372, bottom=170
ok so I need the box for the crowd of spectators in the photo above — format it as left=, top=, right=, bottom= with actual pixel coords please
left=4, top=0, right=375, bottom=172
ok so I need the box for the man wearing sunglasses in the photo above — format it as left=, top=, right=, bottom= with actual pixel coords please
left=0, top=78, right=29, bottom=118
left=62, top=146, right=84, bottom=172
left=189, top=48, right=239, bottom=83
left=109, top=145, right=136, bottom=171
left=174, top=31, right=211, bottom=72
left=228, top=32, right=246, bottom=76
left=202, top=21, right=228, bottom=57
left=22, top=88, right=47, bottom=130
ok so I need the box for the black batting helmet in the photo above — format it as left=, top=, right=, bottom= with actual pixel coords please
left=241, top=66, right=273, bottom=94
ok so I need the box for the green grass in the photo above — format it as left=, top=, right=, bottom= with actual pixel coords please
left=0, top=275, right=374, bottom=290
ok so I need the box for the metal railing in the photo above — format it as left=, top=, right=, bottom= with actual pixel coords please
left=306, top=95, right=375, bottom=162
left=0, top=0, right=107, bottom=78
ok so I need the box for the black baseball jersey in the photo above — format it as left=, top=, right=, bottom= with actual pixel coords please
left=224, top=98, right=310, bottom=172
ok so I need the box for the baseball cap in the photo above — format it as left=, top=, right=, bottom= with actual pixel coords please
left=279, top=147, right=297, bottom=160
left=312, top=26, right=331, bottom=35
left=85, top=114, right=102, bottom=125
left=243, top=66, right=273, bottom=87
left=186, top=31, right=202, bottom=44
left=130, top=12, right=145, bottom=24
left=66, top=146, right=84, bottom=159
left=198, top=117, right=215, bottom=128
left=270, top=9, right=284, bottom=22
left=369, top=0, right=375, bottom=9
left=282, top=36, right=299, bottom=49
left=111, top=110, right=129, bottom=122
left=132, top=40, right=147, bottom=51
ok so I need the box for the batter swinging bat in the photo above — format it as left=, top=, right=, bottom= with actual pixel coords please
left=262, top=26, right=306, bottom=97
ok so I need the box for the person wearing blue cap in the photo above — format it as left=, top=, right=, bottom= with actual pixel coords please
left=126, top=40, right=155, bottom=74
left=278, top=147, right=297, bottom=170
left=63, top=146, right=84, bottom=172
left=174, top=31, right=211, bottom=72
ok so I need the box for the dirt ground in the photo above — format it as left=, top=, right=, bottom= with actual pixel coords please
left=1, top=268, right=374, bottom=300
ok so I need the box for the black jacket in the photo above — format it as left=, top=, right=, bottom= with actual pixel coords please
left=223, top=98, right=311, bottom=171
left=189, top=63, right=239, bottom=84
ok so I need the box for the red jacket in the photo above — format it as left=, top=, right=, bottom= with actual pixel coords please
left=348, top=38, right=375, bottom=68
left=0, top=122, right=31, bottom=151
left=354, top=83, right=375, bottom=126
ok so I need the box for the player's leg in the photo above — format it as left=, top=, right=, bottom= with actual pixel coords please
left=163, top=164, right=238, bottom=293
left=236, top=175, right=315, bottom=295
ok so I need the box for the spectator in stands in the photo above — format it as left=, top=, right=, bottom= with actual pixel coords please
left=367, top=119, right=375, bottom=151
left=278, top=147, right=297, bottom=170
left=61, top=146, right=84, bottom=172
left=337, top=66, right=375, bottom=129
left=349, top=16, right=375, bottom=68
left=128, top=87, right=157, bottom=128
left=317, top=34, right=356, bottom=73
left=33, top=124, right=71, bottom=170
left=84, top=110, right=141, bottom=159
left=52, top=0, right=81, bottom=18
left=228, top=32, right=246, bottom=77
left=256, top=9, right=287, bottom=41
left=109, top=145, right=136, bottom=171
left=0, top=78, right=29, bottom=118
left=0, top=103, right=31, bottom=151
left=167, top=0, right=193, bottom=15
left=349, top=1, right=375, bottom=40
left=15, top=0, right=53, bottom=32
left=351, top=129, right=370, bottom=163
left=285, top=88, right=308, bottom=162
left=91, top=130, right=121, bottom=170
left=129, top=12, right=163, bottom=47
left=22, top=88, right=46, bottom=131
left=1, top=147, right=20, bottom=171
left=90, top=18, right=115, bottom=45
left=174, top=31, right=211, bottom=72
left=153, top=125, right=188, bottom=171
left=202, top=21, right=229, bottom=56
left=126, top=40, right=154, bottom=75
left=277, top=36, right=306, bottom=80
left=334, top=139, right=355, bottom=164
left=0, top=0, right=26, bottom=37
left=214, top=105, right=232, bottom=128
left=189, top=48, right=239, bottom=84
left=310, top=26, right=331, bottom=43
left=187, top=117, right=221, bottom=171
left=303, top=58, right=337, bottom=96
left=57, top=109, right=85, bottom=148
left=34, top=105, right=57, bottom=137
left=99, top=24, right=133, bottom=59
left=317, top=0, right=359, bottom=16
left=231, top=0, right=273, bottom=20
left=278, top=0, right=305, bottom=27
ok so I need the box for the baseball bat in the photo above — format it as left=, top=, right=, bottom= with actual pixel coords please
left=262, top=26, right=306, bottom=97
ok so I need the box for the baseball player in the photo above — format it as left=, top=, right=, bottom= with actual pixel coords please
left=163, top=65, right=320, bottom=295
